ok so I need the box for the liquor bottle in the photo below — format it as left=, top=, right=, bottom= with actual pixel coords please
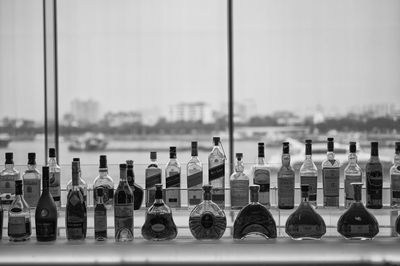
left=114, top=163, right=134, bottom=242
left=0, top=198, right=2, bottom=240
left=344, top=142, right=362, bottom=208
left=65, top=161, right=87, bottom=240
left=337, top=182, right=379, bottom=239
left=47, top=148, right=61, bottom=208
left=187, top=141, right=203, bottom=207
left=300, top=140, right=318, bottom=206
left=165, top=147, right=181, bottom=208
left=390, top=142, right=400, bottom=208
left=366, top=142, right=383, bottom=209
left=252, top=142, right=270, bottom=206
left=22, top=153, right=41, bottom=208
left=94, top=187, right=107, bottom=241
left=8, top=180, right=31, bottom=241
left=278, top=142, right=295, bottom=209
left=233, top=185, right=277, bottom=239
left=208, top=137, right=226, bottom=208
left=322, top=137, right=340, bottom=207
left=145, top=152, right=162, bottom=208
left=0, top=152, right=20, bottom=205
left=141, top=184, right=178, bottom=241
left=67, top=158, right=88, bottom=203
left=35, top=166, right=57, bottom=241
left=126, top=160, right=144, bottom=210
left=93, top=155, right=114, bottom=208
left=285, top=184, right=326, bottom=240
left=189, top=185, right=227, bottom=240
left=230, top=153, right=249, bottom=209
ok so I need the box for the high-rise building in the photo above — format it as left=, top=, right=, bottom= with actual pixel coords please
left=168, top=102, right=214, bottom=123
left=70, top=99, right=100, bottom=125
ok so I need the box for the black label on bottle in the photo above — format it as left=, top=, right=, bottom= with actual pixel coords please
left=200, top=212, right=215, bottom=229
left=209, top=164, right=225, bottom=182
left=36, top=222, right=56, bottom=237
left=258, top=184, right=270, bottom=193
left=166, top=173, right=180, bottom=188
left=187, top=171, right=203, bottom=188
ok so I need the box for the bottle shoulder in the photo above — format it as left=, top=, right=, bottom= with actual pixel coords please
left=93, top=175, right=114, bottom=187
left=230, top=171, right=249, bottom=181
left=390, top=164, right=400, bottom=175
left=321, top=158, right=340, bottom=168
left=299, top=160, right=318, bottom=174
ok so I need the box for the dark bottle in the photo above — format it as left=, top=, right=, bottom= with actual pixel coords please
left=114, top=163, right=134, bottom=242
left=35, top=166, right=58, bottom=241
left=8, top=180, right=31, bottom=241
left=337, top=182, right=379, bottom=240
left=141, top=184, right=177, bottom=241
left=322, top=137, right=340, bottom=207
left=366, top=142, right=383, bottom=209
left=285, top=184, right=326, bottom=240
left=189, top=185, right=227, bottom=240
left=278, top=142, right=295, bottom=209
left=233, top=185, right=277, bottom=239
left=145, top=152, right=162, bottom=208
left=0, top=198, right=2, bottom=240
left=126, top=160, right=144, bottom=210
left=65, top=161, right=87, bottom=240
left=94, top=187, right=107, bottom=241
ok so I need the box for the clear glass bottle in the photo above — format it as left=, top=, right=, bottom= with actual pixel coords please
left=94, top=187, right=107, bottom=241
left=35, top=166, right=58, bottom=241
left=278, top=142, right=295, bottom=209
left=252, top=142, right=270, bottom=207
left=126, top=160, right=144, bottom=210
left=165, top=146, right=181, bottom=208
left=67, top=158, right=88, bottom=203
left=344, top=142, right=362, bottom=208
left=285, top=184, right=326, bottom=240
left=300, top=140, right=318, bottom=207
left=22, top=153, right=41, bottom=208
left=141, top=184, right=178, bottom=241
left=208, top=137, right=226, bottom=208
left=47, top=148, right=61, bottom=208
left=145, top=152, right=162, bottom=208
left=366, top=142, right=383, bottom=209
left=337, top=182, right=379, bottom=240
left=0, top=152, right=20, bottom=206
left=390, top=142, right=400, bottom=208
left=187, top=141, right=203, bottom=207
left=233, top=185, right=277, bottom=239
left=8, top=180, right=31, bottom=241
left=189, top=185, right=227, bottom=240
left=230, top=153, right=249, bottom=209
left=93, top=155, right=114, bottom=208
left=322, top=137, right=340, bottom=207
left=114, top=163, right=134, bottom=242
left=65, top=161, right=87, bottom=240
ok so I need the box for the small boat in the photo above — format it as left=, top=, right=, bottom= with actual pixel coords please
left=0, top=134, right=11, bottom=148
left=68, top=133, right=108, bottom=151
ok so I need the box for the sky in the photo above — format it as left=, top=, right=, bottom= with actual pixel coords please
left=0, top=0, right=400, bottom=121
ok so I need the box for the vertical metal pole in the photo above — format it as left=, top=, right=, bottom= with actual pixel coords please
left=43, top=0, right=59, bottom=162
left=227, top=0, right=234, bottom=174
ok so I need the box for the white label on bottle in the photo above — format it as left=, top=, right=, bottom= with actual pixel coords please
left=230, top=180, right=249, bottom=208
left=23, top=179, right=41, bottom=207
left=95, top=210, right=107, bottom=231
left=350, top=225, right=370, bottom=234
left=49, top=172, right=61, bottom=202
left=8, top=216, right=26, bottom=235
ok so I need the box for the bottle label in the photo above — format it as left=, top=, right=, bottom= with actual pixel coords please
left=366, top=167, right=383, bottom=205
left=254, top=169, right=270, bottom=192
left=278, top=175, right=294, bottom=207
left=8, top=216, right=26, bottom=235
left=300, top=176, right=318, bottom=202
left=95, top=209, right=107, bottom=232
left=94, top=186, right=114, bottom=206
left=391, top=174, right=400, bottom=199
left=230, top=180, right=249, bottom=208
left=187, top=170, right=203, bottom=205
left=146, top=168, right=162, bottom=188
left=23, top=179, right=41, bottom=207
left=115, top=204, right=133, bottom=233
left=209, top=163, right=225, bottom=182
left=36, top=222, right=56, bottom=237
left=166, top=171, right=180, bottom=188
left=344, top=175, right=362, bottom=200
left=49, top=171, right=61, bottom=202
left=297, top=225, right=319, bottom=233
left=66, top=215, right=84, bottom=237
left=350, top=225, right=370, bottom=234
left=322, top=168, right=340, bottom=197
left=187, top=171, right=203, bottom=188
left=200, top=212, right=215, bottom=229
left=150, top=216, right=169, bottom=233
left=151, top=223, right=166, bottom=232
left=0, top=174, right=16, bottom=204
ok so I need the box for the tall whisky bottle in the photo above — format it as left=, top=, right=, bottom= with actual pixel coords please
left=0, top=152, right=20, bottom=205
left=145, top=152, right=162, bottom=207
left=278, top=142, right=295, bottom=209
left=165, top=147, right=181, bottom=208
left=94, top=187, right=107, bottom=241
left=93, top=155, right=114, bottom=208
left=67, top=158, right=88, bottom=203
left=252, top=142, right=270, bottom=206
left=322, top=137, right=340, bottom=207
left=126, top=160, right=144, bottom=210
left=390, top=142, right=400, bottom=208
left=344, top=142, right=362, bottom=208
left=47, top=148, right=61, bottom=208
left=366, top=142, right=383, bottom=209
left=8, top=180, right=31, bottom=241
left=22, top=153, right=41, bottom=208
left=208, top=137, right=226, bottom=208
left=187, top=141, right=203, bottom=207
left=230, top=153, right=249, bottom=209
left=300, top=140, right=318, bottom=206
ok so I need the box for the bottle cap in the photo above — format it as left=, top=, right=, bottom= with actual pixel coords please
left=119, top=163, right=127, bottom=169
left=349, top=142, right=357, bottom=153
left=49, top=148, right=56, bottom=158
left=15, top=180, right=23, bottom=195
left=73, top=158, right=80, bottom=162
left=155, top=183, right=163, bottom=199
left=282, top=142, right=289, bottom=154
left=258, top=142, right=265, bottom=158
left=202, top=184, right=212, bottom=192
left=169, top=146, right=177, bottom=159
left=213, top=137, right=220, bottom=145
left=191, top=141, right=198, bottom=156
left=28, top=152, right=36, bottom=165
left=305, top=140, right=312, bottom=155
left=150, top=151, right=157, bottom=160
left=96, top=187, right=104, bottom=197
left=99, top=155, right=107, bottom=168
left=236, top=153, right=243, bottom=161
left=5, top=152, right=13, bottom=164
left=327, top=137, right=334, bottom=152
left=395, top=142, right=400, bottom=155
left=371, top=142, right=379, bottom=156
left=126, top=160, right=134, bottom=168
left=72, top=161, right=79, bottom=175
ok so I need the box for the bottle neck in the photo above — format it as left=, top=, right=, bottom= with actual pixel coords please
left=250, top=191, right=258, bottom=203
left=97, top=195, right=104, bottom=204
left=119, top=169, right=127, bottom=182
left=5, top=163, right=14, bottom=170
left=302, top=193, right=309, bottom=203
left=127, top=168, right=134, bottom=182
left=203, top=191, right=212, bottom=201
left=257, top=156, right=265, bottom=165
left=327, top=151, right=335, bottom=160
left=99, top=167, right=108, bottom=176
left=305, top=154, right=312, bottom=161
left=235, top=160, right=244, bottom=173
left=72, top=173, right=79, bottom=187
left=281, top=153, right=290, bottom=166
left=27, top=164, right=36, bottom=170
left=48, top=157, right=58, bottom=166
left=348, top=152, right=358, bottom=165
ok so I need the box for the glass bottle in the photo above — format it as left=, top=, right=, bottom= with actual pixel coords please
left=8, top=180, right=31, bottom=241
left=22, top=153, right=41, bottom=208
left=187, top=141, right=203, bottom=207
left=366, top=142, right=383, bottom=209
left=252, top=142, right=270, bottom=207
left=141, top=184, right=178, bottom=241
left=390, top=142, right=400, bottom=208
left=300, top=140, right=318, bottom=207
left=145, top=152, right=162, bottom=208
left=67, top=158, right=88, bottom=203
left=278, top=142, right=295, bottom=209
left=165, top=146, right=181, bottom=208
left=322, top=137, right=340, bottom=207
left=0, top=152, right=20, bottom=206
left=233, top=185, right=277, bottom=239
left=285, top=184, right=326, bottom=240
left=126, top=160, right=144, bottom=210
left=114, top=163, right=134, bottom=242
left=189, top=185, right=226, bottom=240
left=230, top=153, right=249, bottom=209
left=35, top=166, right=58, bottom=241
left=0, top=198, right=2, bottom=240
left=208, top=137, right=226, bottom=208
left=344, top=142, right=362, bottom=208
left=94, top=187, right=107, bottom=241
left=337, top=182, right=379, bottom=240
left=93, top=155, right=114, bottom=208
left=47, top=148, right=61, bottom=208
left=65, top=161, right=87, bottom=240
